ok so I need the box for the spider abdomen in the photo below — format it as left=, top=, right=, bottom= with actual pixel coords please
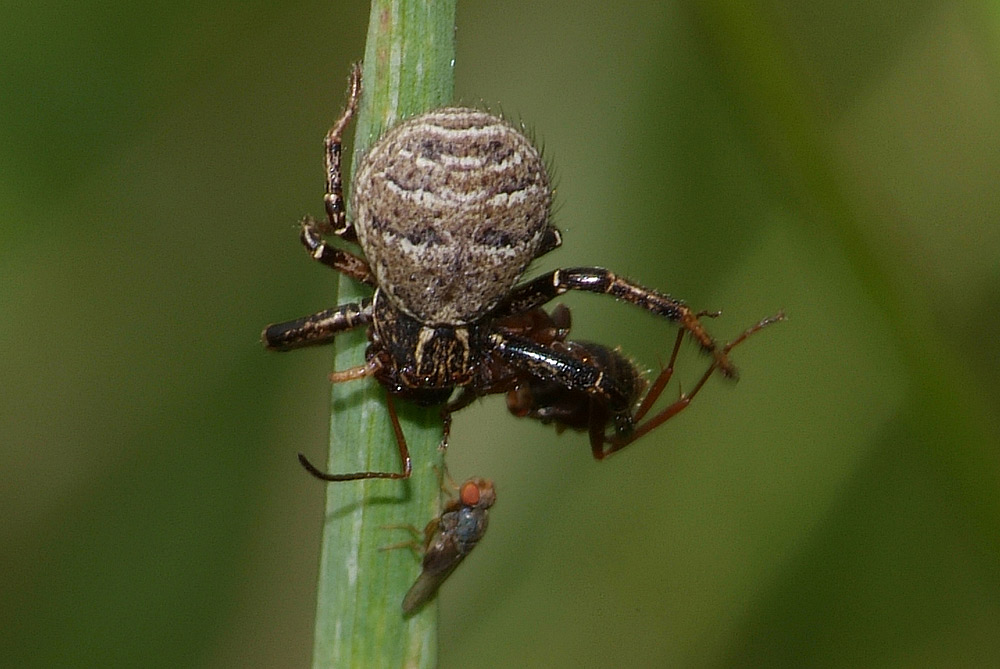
left=352, top=108, right=552, bottom=326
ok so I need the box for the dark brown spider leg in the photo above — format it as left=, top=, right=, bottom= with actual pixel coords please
left=438, top=380, right=488, bottom=448
left=298, top=391, right=413, bottom=481
left=262, top=298, right=373, bottom=351
left=533, top=225, right=563, bottom=259
left=299, top=217, right=375, bottom=285
left=321, top=63, right=362, bottom=242
left=490, top=333, right=633, bottom=409
left=439, top=388, right=479, bottom=451
left=601, top=311, right=786, bottom=457
left=497, top=267, right=737, bottom=378
left=293, top=66, right=367, bottom=275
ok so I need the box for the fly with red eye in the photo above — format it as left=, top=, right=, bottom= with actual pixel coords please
left=380, top=478, right=496, bottom=615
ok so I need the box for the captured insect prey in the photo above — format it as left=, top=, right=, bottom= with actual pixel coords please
left=381, top=478, right=497, bottom=615
left=505, top=309, right=786, bottom=459
left=263, top=63, right=779, bottom=481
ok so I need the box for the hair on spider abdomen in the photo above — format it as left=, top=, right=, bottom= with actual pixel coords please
left=351, top=107, right=553, bottom=325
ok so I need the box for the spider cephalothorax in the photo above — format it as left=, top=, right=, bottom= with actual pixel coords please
left=263, top=64, right=768, bottom=480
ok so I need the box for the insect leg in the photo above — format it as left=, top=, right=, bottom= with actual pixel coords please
left=604, top=312, right=786, bottom=456
left=633, top=326, right=688, bottom=423
left=490, top=333, right=633, bottom=412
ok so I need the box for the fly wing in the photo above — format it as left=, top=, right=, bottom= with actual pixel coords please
left=401, top=557, right=464, bottom=615
left=401, top=514, right=468, bottom=615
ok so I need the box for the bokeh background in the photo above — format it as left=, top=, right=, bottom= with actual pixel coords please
left=4, top=1, right=1000, bottom=666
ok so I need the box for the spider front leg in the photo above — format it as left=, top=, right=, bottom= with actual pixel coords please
left=294, top=64, right=373, bottom=281
left=262, top=297, right=373, bottom=351
left=497, top=268, right=735, bottom=377
left=321, top=62, right=361, bottom=241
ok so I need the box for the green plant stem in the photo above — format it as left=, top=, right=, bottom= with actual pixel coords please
left=311, top=2, right=456, bottom=668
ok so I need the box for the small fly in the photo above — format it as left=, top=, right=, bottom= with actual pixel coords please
left=384, top=478, right=496, bottom=615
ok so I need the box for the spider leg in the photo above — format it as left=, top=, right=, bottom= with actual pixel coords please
left=321, top=63, right=362, bottom=242
left=299, top=217, right=375, bottom=285
left=602, top=311, right=786, bottom=457
left=290, top=65, right=372, bottom=282
left=497, top=267, right=735, bottom=377
left=262, top=298, right=373, bottom=351
left=298, top=391, right=413, bottom=481
left=533, top=226, right=563, bottom=259
left=438, top=388, right=480, bottom=451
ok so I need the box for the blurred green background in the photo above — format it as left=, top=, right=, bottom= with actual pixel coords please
left=3, top=1, right=1000, bottom=667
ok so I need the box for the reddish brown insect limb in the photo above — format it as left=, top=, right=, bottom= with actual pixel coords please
left=298, top=392, right=413, bottom=481
left=328, top=358, right=379, bottom=383
left=602, top=311, right=786, bottom=457
left=633, top=327, right=686, bottom=424
left=378, top=524, right=424, bottom=554
left=724, top=311, right=786, bottom=352
left=384, top=394, right=413, bottom=477
left=634, top=310, right=720, bottom=423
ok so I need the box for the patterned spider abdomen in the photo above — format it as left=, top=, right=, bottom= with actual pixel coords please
left=352, top=108, right=552, bottom=326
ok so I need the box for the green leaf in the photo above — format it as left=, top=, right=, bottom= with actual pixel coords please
left=310, top=1, right=457, bottom=667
